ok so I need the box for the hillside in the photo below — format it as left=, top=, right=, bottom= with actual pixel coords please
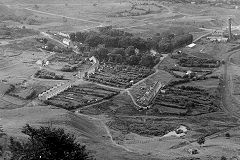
left=0, top=5, right=18, bottom=21
left=0, top=105, right=157, bottom=160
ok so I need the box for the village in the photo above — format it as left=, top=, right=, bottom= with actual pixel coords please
left=2, top=0, right=240, bottom=159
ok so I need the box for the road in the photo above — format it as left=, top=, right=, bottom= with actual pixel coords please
left=24, top=8, right=103, bottom=25
left=222, top=49, right=240, bottom=119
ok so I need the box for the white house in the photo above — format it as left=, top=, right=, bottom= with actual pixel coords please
left=207, top=36, right=228, bottom=42
left=212, top=30, right=224, bottom=36
left=36, top=60, right=43, bottom=66
left=187, top=43, right=196, bottom=48
left=58, top=32, right=69, bottom=38
left=89, top=56, right=97, bottom=64
left=63, top=38, right=71, bottom=46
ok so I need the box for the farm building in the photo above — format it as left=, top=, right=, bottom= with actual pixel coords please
left=187, top=43, right=196, bottom=48
left=36, top=60, right=43, bottom=66
left=150, top=49, right=159, bottom=56
left=63, top=38, right=71, bottom=46
left=212, top=30, right=224, bottom=36
left=89, top=56, right=97, bottom=63
left=58, top=32, right=69, bottom=38
left=206, top=36, right=228, bottom=42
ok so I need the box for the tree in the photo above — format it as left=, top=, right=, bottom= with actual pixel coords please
left=185, top=102, right=195, bottom=114
left=127, top=55, right=140, bottom=65
left=69, top=32, right=76, bottom=42
left=225, top=132, right=230, bottom=138
left=125, top=46, right=135, bottom=57
left=158, top=38, right=172, bottom=53
left=46, top=42, right=55, bottom=51
left=84, top=34, right=103, bottom=47
left=171, top=34, right=193, bottom=49
left=97, top=47, right=109, bottom=61
left=139, top=55, right=154, bottom=68
left=75, top=32, right=88, bottom=43
left=197, top=136, right=205, bottom=146
left=108, top=53, right=122, bottom=64
left=220, top=156, right=227, bottom=160
left=77, top=43, right=86, bottom=53
left=115, top=54, right=123, bottom=63
left=118, top=36, right=133, bottom=48
left=9, top=124, right=93, bottom=160
left=111, top=48, right=125, bottom=57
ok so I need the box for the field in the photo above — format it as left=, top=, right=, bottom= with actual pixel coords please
left=45, top=83, right=120, bottom=110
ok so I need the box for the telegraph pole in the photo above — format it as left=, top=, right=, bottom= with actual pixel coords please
left=228, top=18, right=232, bottom=40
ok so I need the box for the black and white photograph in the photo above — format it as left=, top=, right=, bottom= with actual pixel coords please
left=0, top=0, right=240, bottom=159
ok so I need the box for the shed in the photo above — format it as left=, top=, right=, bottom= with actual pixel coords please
left=63, top=38, right=71, bottom=46
left=187, top=43, right=196, bottom=48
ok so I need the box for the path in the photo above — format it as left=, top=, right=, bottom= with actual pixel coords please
left=75, top=112, right=133, bottom=152
left=0, top=35, right=36, bottom=46
left=24, top=8, right=103, bottom=25
left=222, top=49, right=240, bottom=119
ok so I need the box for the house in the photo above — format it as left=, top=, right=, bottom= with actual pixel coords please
left=63, top=38, right=71, bottom=46
left=36, top=60, right=43, bottom=66
left=187, top=43, right=196, bottom=48
left=58, top=32, right=69, bottom=38
left=89, top=56, right=97, bottom=64
left=212, top=30, right=224, bottom=36
left=150, top=49, right=159, bottom=56
left=207, top=36, right=228, bottom=42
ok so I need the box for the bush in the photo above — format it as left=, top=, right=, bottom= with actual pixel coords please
left=9, top=124, right=93, bottom=160
left=221, top=156, right=227, bottom=160
left=225, top=132, right=230, bottom=138
left=197, top=136, right=205, bottom=146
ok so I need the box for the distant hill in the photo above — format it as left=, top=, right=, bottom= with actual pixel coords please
left=0, top=5, right=18, bottom=21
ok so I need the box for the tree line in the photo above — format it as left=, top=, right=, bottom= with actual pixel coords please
left=68, top=27, right=193, bottom=68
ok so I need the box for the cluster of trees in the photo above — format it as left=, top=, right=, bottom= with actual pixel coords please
left=90, top=46, right=159, bottom=68
left=35, top=69, right=64, bottom=80
left=70, top=28, right=193, bottom=54
left=68, top=27, right=193, bottom=68
left=69, top=29, right=150, bottom=51
left=70, top=26, right=192, bottom=52
left=9, top=124, right=93, bottom=160
left=44, top=42, right=73, bottom=53
left=151, top=32, right=193, bottom=53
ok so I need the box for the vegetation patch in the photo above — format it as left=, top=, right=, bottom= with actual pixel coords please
left=45, top=84, right=119, bottom=110
left=107, top=117, right=179, bottom=137
left=34, top=69, right=64, bottom=80
left=84, top=63, right=154, bottom=88
left=151, top=85, right=221, bottom=116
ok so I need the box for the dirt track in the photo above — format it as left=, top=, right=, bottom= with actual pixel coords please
left=222, top=49, right=240, bottom=119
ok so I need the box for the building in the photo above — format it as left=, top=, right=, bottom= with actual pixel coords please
left=150, top=49, right=159, bottom=56
left=58, top=32, right=69, bottom=38
left=36, top=60, right=43, bottom=66
left=187, top=43, right=196, bottom=48
left=212, top=30, right=224, bottom=36
left=63, top=38, right=71, bottom=46
left=89, top=56, right=97, bottom=64
left=206, top=36, right=228, bottom=42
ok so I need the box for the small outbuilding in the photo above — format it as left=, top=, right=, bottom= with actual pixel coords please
left=187, top=43, right=196, bottom=48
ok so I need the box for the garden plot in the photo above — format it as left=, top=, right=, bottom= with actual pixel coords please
left=152, top=86, right=221, bottom=116
left=47, top=52, right=86, bottom=65
left=45, top=84, right=119, bottom=110
left=84, top=64, right=154, bottom=88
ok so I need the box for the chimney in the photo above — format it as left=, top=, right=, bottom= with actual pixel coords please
left=229, top=18, right=232, bottom=40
